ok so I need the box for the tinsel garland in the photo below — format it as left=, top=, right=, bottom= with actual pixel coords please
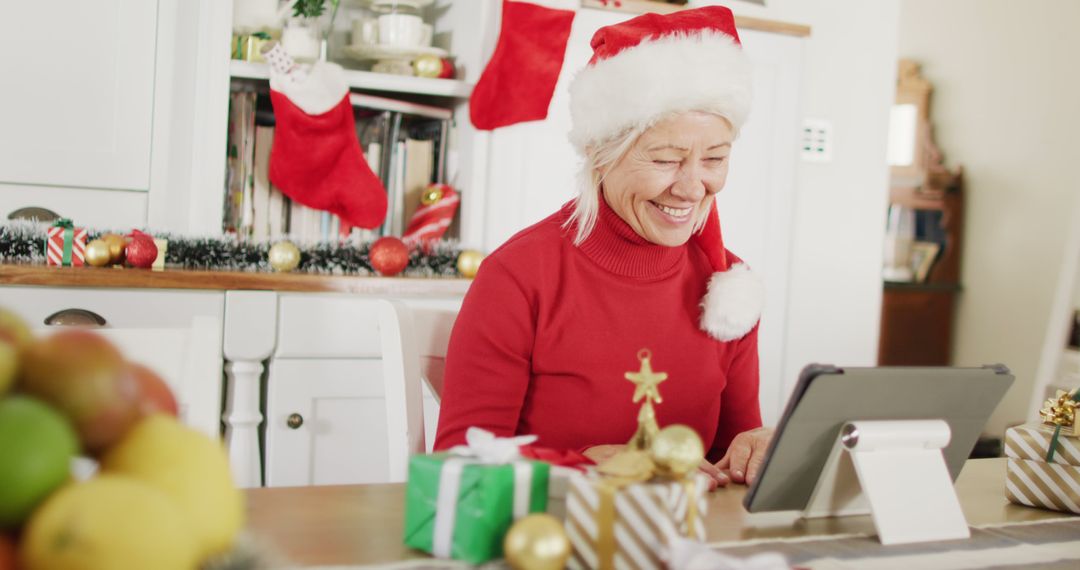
left=0, top=222, right=463, bottom=278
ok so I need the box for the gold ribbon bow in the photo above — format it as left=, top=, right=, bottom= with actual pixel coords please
left=1040, top=388, right=1080, bottom=462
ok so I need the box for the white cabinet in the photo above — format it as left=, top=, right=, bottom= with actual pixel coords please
left=0, top=0, right=158, bottom=228
left=0, top=287, right=226, bottom=437
left=257, top=293, right=457, bottom=487
left=0, top=0, right=157, bottom=191
left=0, top=0, right=209, bottom=232
left=266, top=359, right=391, bottom=486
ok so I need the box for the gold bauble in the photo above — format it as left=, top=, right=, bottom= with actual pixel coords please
left=456, top=249, right=484, bottom=279
left=268, top=241, right=301, bottom=272
left=413, top=54, right=444, bottom=78
left=503, top=514, right=571, bottom=570
left=84, top=239, right=113, bottom=267
left=420, top=185, right=444, bottom=205
left=650, top=424, right=705, bottom=478
left=101, top=233, right=128, bottom=265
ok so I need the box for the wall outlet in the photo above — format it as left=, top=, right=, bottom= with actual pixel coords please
left=801, top=119, right=833, bottom=162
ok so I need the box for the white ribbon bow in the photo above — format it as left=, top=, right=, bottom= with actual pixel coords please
left=432, top=428, right=539, bottom=559
left=449, top=427, right=538, bottom=464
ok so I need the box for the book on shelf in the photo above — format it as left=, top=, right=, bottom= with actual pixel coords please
left=224, top=88, right=457, bottom=243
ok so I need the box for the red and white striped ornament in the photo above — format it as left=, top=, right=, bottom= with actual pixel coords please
left=403, top=184, right=459, bottom=244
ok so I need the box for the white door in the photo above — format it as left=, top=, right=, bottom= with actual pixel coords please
left=714, top=29, right=803, bottom=426
left=0, top=0, right=158, bottom=191
left=265, top=358, right=391, bottom=487
left=481, top=9, right=804, bottom=424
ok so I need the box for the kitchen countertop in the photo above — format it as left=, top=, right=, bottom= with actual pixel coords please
left=0, top=264, right=472, bottom=296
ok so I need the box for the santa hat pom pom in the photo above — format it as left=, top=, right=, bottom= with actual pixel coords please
left=700, top=263, right=764, bottom=341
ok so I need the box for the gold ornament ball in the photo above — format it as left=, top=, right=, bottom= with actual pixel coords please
left=456, top=249, right=484, bottom=279
left=650, top=424, right=705, bottom=478
left=268, top=241, right=301, bottom=272
left=101, top=233, right=128, bottom=265
left=84, top=239, right=113, bottom=267
left=503, top=514, right=571, bottom=570
left=413, top=54, right=444, bottom=78
left=420, top=184, right=445, bottom=205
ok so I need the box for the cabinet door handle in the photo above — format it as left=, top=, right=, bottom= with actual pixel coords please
left=7, top=206, right=61, bottom=222
left=287, top=413, right=304, bottom=429
left=43, top=309, right=107, bottom=327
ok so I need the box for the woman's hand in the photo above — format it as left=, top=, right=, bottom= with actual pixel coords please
left=714, top=427, right=774, bottom=486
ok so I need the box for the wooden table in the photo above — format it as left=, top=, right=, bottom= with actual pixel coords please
left=244, top=458, right=1071, bottom=567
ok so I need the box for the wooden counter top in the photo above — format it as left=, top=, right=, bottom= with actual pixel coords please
left=0, top=264, right=472, bottom=296
left=244, top=458, right=1070, bottom=567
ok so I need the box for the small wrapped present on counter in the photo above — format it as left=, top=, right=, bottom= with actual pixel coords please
left=562, top=348, right=711, bottom=569
left=44, top=218, right=87, bottom=267
left=402, top=428, right=550, bottom=564
left=232, top=31, right=274, bottom=62
left=566, top=449, right=709, bottom=570
left=1005, top=388, right=1080, bottom=514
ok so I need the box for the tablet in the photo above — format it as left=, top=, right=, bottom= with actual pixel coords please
left=743, top=364, right=1014, bottom=513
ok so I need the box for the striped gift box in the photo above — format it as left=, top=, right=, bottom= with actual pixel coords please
left=565, top=471, right=708, bottom=570
left=45, top=226, right=87, bottom=266
left=1004, top=423, right=1080, bottom=514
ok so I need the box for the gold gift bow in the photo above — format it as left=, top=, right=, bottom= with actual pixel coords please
left=592, top=451, right=700, bottom=570
left=1040, top=388, right=1080, bottom=462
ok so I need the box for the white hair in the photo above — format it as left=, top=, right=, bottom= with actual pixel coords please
left=563, top=111, right=735, bottom=245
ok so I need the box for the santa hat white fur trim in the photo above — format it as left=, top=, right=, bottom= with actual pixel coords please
left=568, top=31, right=752, bottom=153
left=701, top=263, right=764, bottom=341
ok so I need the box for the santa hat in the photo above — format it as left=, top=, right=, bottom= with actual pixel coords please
left=569, top=6, right=763, bottom=342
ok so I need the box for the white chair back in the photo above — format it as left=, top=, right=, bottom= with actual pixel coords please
left=403, top=305, right=458, bottom=452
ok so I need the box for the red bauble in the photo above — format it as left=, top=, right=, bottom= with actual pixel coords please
left=125, top=230, right=158, bottom=269
left=438, top=58, right=455, bottom=79
left=369, top=237, right=409, bottom=276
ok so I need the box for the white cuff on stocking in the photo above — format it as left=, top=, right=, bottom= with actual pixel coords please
left=269, top=61, right=350, bottom=116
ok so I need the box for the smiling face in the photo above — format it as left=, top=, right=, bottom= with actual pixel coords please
left=600, top=112, right=734, bottom=247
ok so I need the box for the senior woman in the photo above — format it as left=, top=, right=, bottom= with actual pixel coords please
left=434, top=6, right=771, bottom=488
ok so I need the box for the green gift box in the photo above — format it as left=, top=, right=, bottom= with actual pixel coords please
left=403, top=453, right=550, bottom=563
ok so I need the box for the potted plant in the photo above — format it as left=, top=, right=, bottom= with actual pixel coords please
left=281, top=0, right=341, bottom=63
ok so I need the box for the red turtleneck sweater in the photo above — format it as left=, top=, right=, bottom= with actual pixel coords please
left=433, top=201, right=761, bottom=462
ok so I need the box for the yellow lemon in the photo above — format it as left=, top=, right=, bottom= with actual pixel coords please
left=20, top=475, right=198, bottom=570
left=100, top=415, right=244, bottom=560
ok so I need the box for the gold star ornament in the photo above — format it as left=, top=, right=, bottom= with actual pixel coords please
left=625, top=349, right=667, bottom=405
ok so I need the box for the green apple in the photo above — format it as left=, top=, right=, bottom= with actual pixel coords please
left=0, top=396, right=79, bottom=529
left=19, top=330, right=141, bottom=454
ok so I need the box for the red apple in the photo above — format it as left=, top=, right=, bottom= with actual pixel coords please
left=18, top=330, right=141, bottom=454
left=126, top=362, right=179, bottom=417
left=0, top=533, right=17, bottom=570
left=0, top=308, right=33, bottom=397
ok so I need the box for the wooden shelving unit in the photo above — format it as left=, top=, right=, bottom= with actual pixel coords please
left=229, top=61, right=473, bottom=98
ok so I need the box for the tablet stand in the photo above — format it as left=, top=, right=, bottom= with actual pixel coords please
left=803, top=419, right=970, bottom=545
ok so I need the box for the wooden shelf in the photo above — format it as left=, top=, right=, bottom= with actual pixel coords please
left=229, top=61, right=473, bottom=98
left=884, top=281, right=962, bottom=293
left=0, top=264, right=471, bottom=297
left=581, top=0, right=812, bottom=37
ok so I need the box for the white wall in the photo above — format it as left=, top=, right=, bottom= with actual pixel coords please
left=898, top=0, right=1080, bottom=435
left=698, top=0, right=901, bottom=401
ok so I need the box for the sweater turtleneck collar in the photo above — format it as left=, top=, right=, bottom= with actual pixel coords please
left=569, top=195, right=688, bottom=279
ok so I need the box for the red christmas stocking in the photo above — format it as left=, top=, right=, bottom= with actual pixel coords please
left=265, top=45, right=387, bottom=229
left=469, top=0, right=576, bottom=130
